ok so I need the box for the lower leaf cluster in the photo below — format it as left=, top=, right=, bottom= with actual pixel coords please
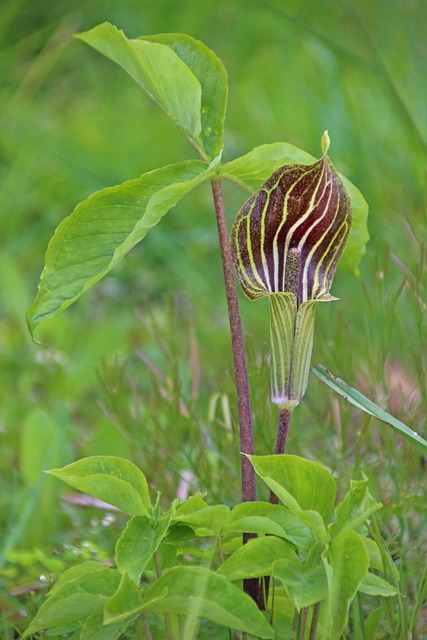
left=24, top=455, right=398, bottom=640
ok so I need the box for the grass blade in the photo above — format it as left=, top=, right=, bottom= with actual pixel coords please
left=312, top=364, right=427, bottom=454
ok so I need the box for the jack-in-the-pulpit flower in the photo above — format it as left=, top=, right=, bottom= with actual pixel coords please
left=231, top=132, right=352, bottom=409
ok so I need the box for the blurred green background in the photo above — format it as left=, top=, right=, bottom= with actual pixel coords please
left=1, top=0, right=426, bottom=637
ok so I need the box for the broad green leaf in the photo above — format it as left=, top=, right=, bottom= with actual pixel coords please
left=273, top=556, right=328, bottom=611
left=330, top=476, right=382, bottom=539
left=115, top=512, right=172, bottom=583
left=104, top=573, right=143, bottom=624
left=220, top=142, right=314, bottom=191
left=23, top=562, right=121, bottom=637
left=172, top=504, right=230, bottom=535
left=312, top=364, right=427, bottom=454
left=358, top=573, right=399, bottom=597
left=222, top=501, right=314, bottom=551
left=222, top=142, right=369, bottom=274
left=318, top=531, right=369, bottom=640
left=26, top=159, right=214, bottom=337
left=248, top=454, right=336, bottom=523
left=140, top=566, right=275, bottom=639
left=81, top=614, right=132, bottom=640
left=218, top=536, right=294, bottom=581
left=173, top=495, right=209, bottom=516
left=47, top=456, right=151, bottom=516
left=76, top=23, right=204, bottom=156
left=142, top=34, right=227, bottom=160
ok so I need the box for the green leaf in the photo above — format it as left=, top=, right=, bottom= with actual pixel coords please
left=173, top=495, right=209, bottom=516
left=330, top=476, right=382, bottom=539
left=26, top=160, right=214, bottom=337
left=339, top=175, right=369, bottom=274
left=140, top=566, right=275, bottom=639
left=47, top=456, right=151, bottom=516
left=318, top=531, right=369, bottom=640
left=222, top=501, right=314, bottom=551
left=141, top=34, right=228, bottom=160
left=172, top=504, right=231, bottom=535
left=273, top=555, right=328, bottom=611
left=312, top=364, right=427, bottom=454
left=222, top=142, right=369, bottom=274
left=364, top=538, right=384, bottom=572
left=80, top=614, right=132, bottom=640
left=248, top=454, right=337, bottom=524
left=358, top=573, right=399, bottom=598
left=23, top=562, right=121, bottom=637
left=220, top=142, right=314, bottom=191
left=115, top=512, right=172, bottom=583
left=218, top=536, right=294, bottom=580
left=27, top=160, right=213, bottom=338
left=76, top=23, right=205, bottom=156
left=104, top=573, right=143, bottom=624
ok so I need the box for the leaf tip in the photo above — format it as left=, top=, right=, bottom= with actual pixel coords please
left=321, top=130, right=331, bottom=155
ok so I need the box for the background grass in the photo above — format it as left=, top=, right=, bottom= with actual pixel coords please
left=0, top=0, right=425, bottom=637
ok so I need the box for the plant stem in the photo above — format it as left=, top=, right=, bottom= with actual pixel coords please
left=210, top=177, right=256, bottom=501
left=309, top=603, right=320, bottom=640
left=300, top=607, right=309, bottom=639
left=210, top=177, right=259, bottom=605
left=154, top=551, right=173, bottom=640
left=270, top=407, right=293, bottom=504
left=276, top=407, right=292, bottom=454
left=139, top=614, right=152, bottom=640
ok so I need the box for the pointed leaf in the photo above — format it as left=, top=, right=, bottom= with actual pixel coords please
left=140, top=566, right=275, bottom=639
left=313, top=364, right=427, bottom=454
left=318, top=531, right=369, bottom=640
left=273, top=556, right=328, bottom=611
left=172, top=504, right=231, bottom=535
left=47, top=456, right=151, bottom=516
left=76, top=24, right=204, bottom=155
left=330, top=476, right=382, bottom=539
left=248, top=454, right=337, bottom=524
left=217, top=536, right=294, bottom=580
left=23, top=562, right=121, bottom=637
left=358, top=573, right=399, bottom=597
left=224, top=142, right=368, bottom=275
left=104, top=573, right=144, bottom=624
left=142, top=34, right=227, bottom=159
left=26, top=160, right=213, bottom=337
left=116, top=513, right=172, bottom=583
left=174, top=495, right=209, bottom=516
left=222, top=501, right=314, bottom=551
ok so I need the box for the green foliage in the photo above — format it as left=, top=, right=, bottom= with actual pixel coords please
left=3, top=5, right=425, bottom=639
left=25, top=454, right=397, bottom=639
left=23, top=561, right=121, bottom=637
left=115, top=512, right=172, bottom=583
left=47, top=456, right=152, bottom=516
left=76, top=23, right=227, bottom=161
left=140, top=566, right=274, bottom=639
left=26, top=25, right=368, bottom=342
left=26, top=160, right=215, bottom=338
